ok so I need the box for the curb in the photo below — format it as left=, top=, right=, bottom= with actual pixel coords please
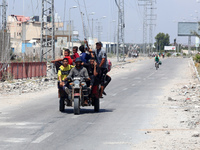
left=190, top=57, right=200, bottom=81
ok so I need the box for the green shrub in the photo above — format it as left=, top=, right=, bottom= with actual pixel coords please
left=194, top=54, right=200, bottom=63
left=183, top=53, right=186, bottom=56
left=166, top=53, right=171, bottom=57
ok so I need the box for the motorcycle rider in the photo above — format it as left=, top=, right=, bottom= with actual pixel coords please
left=155, top=54, right=160, bottom=67
left=67, top=57, right=90, bottom=105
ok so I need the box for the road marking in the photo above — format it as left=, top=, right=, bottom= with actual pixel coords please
left=112, top=93, right=117, bottom=97
left=104, top=142, right=132, bottom=145
left=3, top=138, right=28, bottom=143
left=71, top=115, right=80, bottom=119
left=100, top=101, right=104, bottom=104
left=11, top=126, right=41, bottom=129
left=131, top=84, right=135, bottom=86
left=147, top=72, right=155, bottom=78
left=123, top=88, right=128, bottom=91
left=32, top=132, right=53, bottom=144
left=0, top=117, right=10, bottom=120
left=0, top=122, right=43, bottom=126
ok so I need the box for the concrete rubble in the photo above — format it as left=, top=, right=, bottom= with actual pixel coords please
left=0, top=77, right=57, bottom=95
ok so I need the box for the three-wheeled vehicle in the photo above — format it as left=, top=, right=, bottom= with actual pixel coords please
left=59, top=77, right=100, bottom=115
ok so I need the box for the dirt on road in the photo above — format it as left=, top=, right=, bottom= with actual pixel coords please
left=133, top=59, right=200, bottom=150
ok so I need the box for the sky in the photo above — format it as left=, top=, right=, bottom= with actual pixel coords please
left=6, top=0, right=200, bottom=45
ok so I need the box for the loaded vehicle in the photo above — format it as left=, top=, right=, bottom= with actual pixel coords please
left=59, top=77, right=99, bottom=115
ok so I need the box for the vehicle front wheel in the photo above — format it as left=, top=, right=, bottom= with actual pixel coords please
left=74, top=97, right=80, bottom=115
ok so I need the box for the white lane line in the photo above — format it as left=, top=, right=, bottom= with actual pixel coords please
left=11, top=126, right=41, bottom=129
left=0, top=122, right=43, bottom=126
left=112, top=93, right=117, bottom=96
left=147, top=72, right=155, bottom=78
left=3, top=138, right=28, bottom=143
left=71, top=115, right=80, bottom=119
left=123, top=88, right=128, bottom=91
left=132, top=84, right=135, bottom=86
left=32, top=132, right=53, bottom=144
left=100, top=101, right=104, bottom=104
left=0, top=117, right=10, bottom=119
left=161, top=77, right=168, bottom=80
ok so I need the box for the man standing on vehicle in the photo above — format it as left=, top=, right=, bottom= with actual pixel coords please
left=89, top=42, right=108, bottom=98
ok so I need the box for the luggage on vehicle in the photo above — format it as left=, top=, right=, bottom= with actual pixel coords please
left=107, top=59, right=112, bottom=72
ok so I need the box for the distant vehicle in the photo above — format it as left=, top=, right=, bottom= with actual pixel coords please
left=155, top=62, right=159, bottom=70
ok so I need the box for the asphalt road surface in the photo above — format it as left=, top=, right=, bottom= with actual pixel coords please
left=0, top=58, right=189, bottom=150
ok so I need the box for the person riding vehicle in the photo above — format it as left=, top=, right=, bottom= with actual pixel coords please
left=89, top=42, right=108, bottom=98
left=67, top=57, right=90, bottom=105
left=57, top=58, right=74, bottom=96
left=79, top=45, right=91, bottom=63
left=82, top=57, right=99, bottom=89
left=155, top=54, right=160, bottom=66
left=72, top=46, right=80, bottom=63
left=51, top=49, right=73, bottom=72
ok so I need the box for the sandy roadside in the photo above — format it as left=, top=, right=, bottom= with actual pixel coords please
left=133, top=58, right=200, bottom=150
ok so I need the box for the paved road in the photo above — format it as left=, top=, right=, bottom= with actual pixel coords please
left=0, top=58, right=189, bottom=150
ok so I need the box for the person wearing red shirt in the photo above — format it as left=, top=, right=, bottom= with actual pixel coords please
left=72, top=46, right=80, bottom=63
left=51, top=49, right=73, bottom=72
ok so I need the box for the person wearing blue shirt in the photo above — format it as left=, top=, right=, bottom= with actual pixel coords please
left=79, top=45, right=91, bottom=63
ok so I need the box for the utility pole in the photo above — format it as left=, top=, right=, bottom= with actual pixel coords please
left=148, top=0, right=156, bottom=54
left=2, top=0, right=6, bottom=29
left=40, top=0, right=55, bottom=73
left=115, top=0, right=125, bottom=62
left=0, top=0, right=7, bottom=62
left=139, top=0, right=151, bottom=55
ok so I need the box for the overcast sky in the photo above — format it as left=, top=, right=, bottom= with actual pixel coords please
left=6, top=0, right=200, bottom=45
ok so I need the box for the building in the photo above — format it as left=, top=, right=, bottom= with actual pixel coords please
left=7, top=14, right=79, bottom=58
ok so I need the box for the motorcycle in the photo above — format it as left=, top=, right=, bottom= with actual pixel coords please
left=59, top=77, right=100, bottom=115
left=155, top=62, right=159, bottom=70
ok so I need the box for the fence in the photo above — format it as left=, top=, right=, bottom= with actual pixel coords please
left=0, top=62, right=47, bottom=80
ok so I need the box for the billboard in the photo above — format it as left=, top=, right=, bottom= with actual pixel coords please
left=164, top=46, right=176, bottom=51
left=178, top=22, right=200, bottom=36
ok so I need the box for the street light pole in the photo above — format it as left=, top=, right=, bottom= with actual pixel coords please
left=68, top=6, right=77, bottom=49
left=97, top=16, right=106, bottom=41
